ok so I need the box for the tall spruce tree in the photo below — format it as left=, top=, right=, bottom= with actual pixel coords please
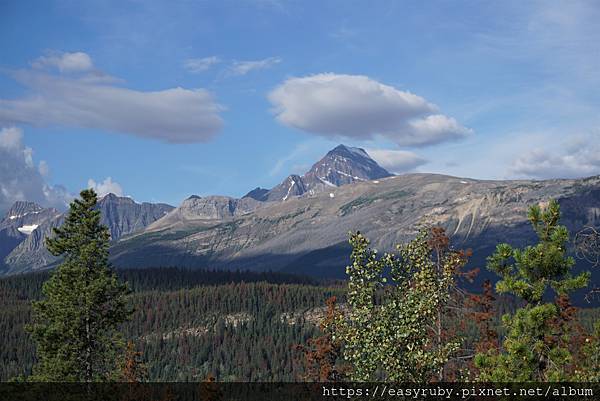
left=474, top=199, right=590, bottom=381
left=27, top=189, right=131, bottom=382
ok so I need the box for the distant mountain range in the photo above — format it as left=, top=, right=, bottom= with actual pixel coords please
left=1, top=144, right=600, bottom=284
left=0, top=195, right=173, bottom=275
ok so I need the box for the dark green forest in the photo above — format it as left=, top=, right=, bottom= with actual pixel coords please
left=1, top=267, right=598, bottom=381
left=0, top=268, right=345, bottom=381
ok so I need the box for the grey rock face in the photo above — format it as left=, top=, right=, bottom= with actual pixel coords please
left=1, top=194, right=174, bottom=275
left=0, top=201, right=61, bottom=273
left=146, top=195, right=262, bottom=232
left=263, top=175, right=309, bottom=202
left=243, top=187, right=269, bottom=201
left=3, top=214, right=64, bottom=275
left=97, top=193, right=174, bottom=240
left=303, top=144, right=392, bottom=187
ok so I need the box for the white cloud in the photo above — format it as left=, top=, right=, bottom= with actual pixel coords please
left=403, top=114, right=473, bottom=147
left=88, top=177, right=124, bottom=197
left=183, top=56, right=221, bottom=73
left=268, top=74, right=472, bottom=147
left=0, top=51, right=224, bottom=143
left=366, top=148, right=427, bottom=173
left=32, top=51, right=94, bottom=72
left=38, top=160, right=49, bottom=176
left=510, top=134, right=600, bottom=179
left=0, top=125, right=23, bottom=149
left=229, top=57, right=281, bottom=76
left=0, top=127, right=71, bottom=213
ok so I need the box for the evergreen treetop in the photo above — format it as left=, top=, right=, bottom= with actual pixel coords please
left=487, top=199, right=589, bottom=304
left=27, top=189, right=132, bottom=382
left=476, top=199, right=591, bottom=381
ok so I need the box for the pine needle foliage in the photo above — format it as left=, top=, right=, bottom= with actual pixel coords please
left=475, top=199, right=590, bottom=381
left=27, top=189, right=132, bottom=382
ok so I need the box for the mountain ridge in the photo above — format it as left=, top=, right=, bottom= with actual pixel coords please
left=109, top=171, right=600, bottom=283
left=0, top=194, right=174, bottom=275
left=2, top=144, right=600, bottom=281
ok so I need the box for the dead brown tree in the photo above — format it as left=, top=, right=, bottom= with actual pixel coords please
left=574, top=226, right=600, bottom=303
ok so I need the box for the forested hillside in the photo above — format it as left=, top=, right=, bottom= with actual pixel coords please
left=2, top=266, right=598, bottom=382
left=0, top=268, right=344, bottom=381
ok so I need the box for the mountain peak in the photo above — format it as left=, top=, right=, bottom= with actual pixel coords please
left=303, top=144, right=392, bottom=187
left=327, top=144, right=369, bottom=159
left=254, top=144, right=392, bottom=202
left=4, top=201, right=46, bottom=221
left=99, top=193, right=136, bottom=204
left=243, top=187, right=269, bottom=201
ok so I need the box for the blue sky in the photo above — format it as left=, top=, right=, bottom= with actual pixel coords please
left=1, top=0, right=599, bottom=210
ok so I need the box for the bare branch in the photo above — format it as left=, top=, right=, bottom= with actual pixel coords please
left=574, top=226, right=600, bottom=267
left=584, top=287, right=600, bottom=304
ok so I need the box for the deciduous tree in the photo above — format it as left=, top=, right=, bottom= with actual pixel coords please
left=328, top=228, right=467, bottom=381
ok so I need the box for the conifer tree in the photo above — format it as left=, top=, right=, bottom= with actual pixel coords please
left=27, top=189, right=131, bottom=382
left=475, top=199, right=590, bottom=381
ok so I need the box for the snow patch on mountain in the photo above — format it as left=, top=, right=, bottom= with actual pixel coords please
left=17, top=224, right=38, bottom=235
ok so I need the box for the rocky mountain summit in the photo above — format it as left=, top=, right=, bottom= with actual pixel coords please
left=149, top=145, right=390, bottom=230
left=97, top=193, right=174, bottom=240
left=244, top=145, right=393, bottom=202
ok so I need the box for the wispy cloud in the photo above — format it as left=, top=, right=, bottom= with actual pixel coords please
left=228, top=57, right=281, bottom=76
left=330, top=26, right=357, bottom=40
left=510, top=132, right=600, bottom=179
left=183, top=56, right=221, bottom=73
left=269, top=142, right=312, bottom=176
left=0, top=51, right=225, bottom=143
left=31, top=51, right=94, bottom=72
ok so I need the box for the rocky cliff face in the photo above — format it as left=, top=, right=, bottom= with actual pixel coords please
left=145, top=195, right=262, bottom=232
left=1, top=195, right=174, bottom=275
left=0, top=202, right=61, bottom=271
left=97, top=193, right=174, bottom=240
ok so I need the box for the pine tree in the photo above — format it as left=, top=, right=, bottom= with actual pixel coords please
left=27, top=189, right=132, bottom=382
left=474, top=199, right=590, bottom=381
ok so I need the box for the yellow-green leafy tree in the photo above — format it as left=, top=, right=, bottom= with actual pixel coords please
left=328, top=228, right=467, bottom=381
